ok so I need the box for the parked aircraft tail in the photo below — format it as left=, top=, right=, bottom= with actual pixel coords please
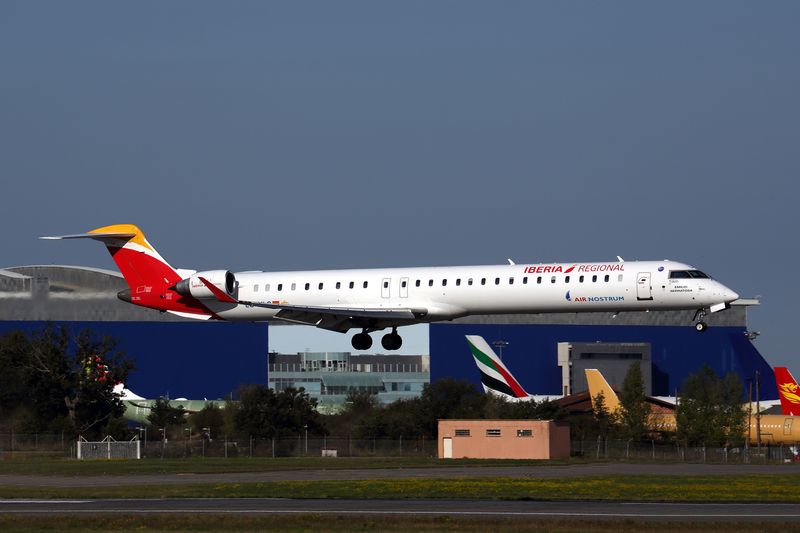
left=585, top=368, right=621, bottom=413
left=775, top=367, right=800, bottom=416
left=465, top=335, right=529, bottom=399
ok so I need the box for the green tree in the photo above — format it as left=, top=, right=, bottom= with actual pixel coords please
left=592, top=391, right=617, bottom=438
left=677, top=365, right=746, bottom=446
left=414, top=378, right=486, bottom=437
left=234, top=385, right=324, bottom=439
left=618, top=362, right=649, bottom=441
left=190, top=403, right=226, bottom=439
left=146, top=397, right=186, bottom=437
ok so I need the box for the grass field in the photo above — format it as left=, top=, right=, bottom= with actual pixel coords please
left=1, top=514, right=794, bottom=533
left=2, top=474, right=800, bottom=502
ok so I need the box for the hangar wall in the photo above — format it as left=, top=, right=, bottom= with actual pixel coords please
left=430, top=322, right=776, bottom=400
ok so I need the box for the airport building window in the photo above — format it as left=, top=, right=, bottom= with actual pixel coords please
left=454, top=429, right=471, bottom=437
left=305, top=283, right=310, bottom=290
left=516, top=429, right=533, bottom=437
left=349, top=281, right=355, bottom=289
left=486, top=429, right=501, bottom=437
left=592, top=275, right=597, bottom=282
left=565, top=276, right=570, bottom=283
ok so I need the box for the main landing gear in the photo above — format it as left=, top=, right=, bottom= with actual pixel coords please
left=350, top=328, right=403, bottom=351
left=693, top=309, right=708, bottom=333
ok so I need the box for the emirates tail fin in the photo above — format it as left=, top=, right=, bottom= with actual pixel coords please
left=466, top=335, right=529, bottom=400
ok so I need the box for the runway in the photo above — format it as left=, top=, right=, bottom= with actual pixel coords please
left=2, top=498, right=800, bottom=521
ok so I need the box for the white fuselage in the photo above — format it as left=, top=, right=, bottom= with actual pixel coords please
left=206, top=260, right=738, bottom=323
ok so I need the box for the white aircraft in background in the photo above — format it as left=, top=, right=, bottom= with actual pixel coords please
left=44, top=224, right=739, bottom=351
left=466, top=335, right=561, bottom=402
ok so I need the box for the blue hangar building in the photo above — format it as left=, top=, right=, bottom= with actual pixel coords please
left=430, top=304, right=775, bottom=400
left=0, top=265, right=775, bottom=401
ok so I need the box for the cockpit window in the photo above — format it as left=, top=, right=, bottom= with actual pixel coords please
left=670, top=270, right=711, bottom=279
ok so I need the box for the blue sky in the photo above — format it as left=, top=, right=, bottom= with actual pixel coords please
left=1, top=2, right=798, bottom=364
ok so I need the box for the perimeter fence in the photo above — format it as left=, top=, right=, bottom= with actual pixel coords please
left=2, top=433, right=800, bottom=463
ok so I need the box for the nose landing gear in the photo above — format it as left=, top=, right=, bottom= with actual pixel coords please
left=693, top=309, right=708, bottom=332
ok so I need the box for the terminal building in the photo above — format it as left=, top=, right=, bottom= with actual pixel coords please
left=0, top=265, right=777, bottom=405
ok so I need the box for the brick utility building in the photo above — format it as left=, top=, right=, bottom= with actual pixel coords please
left=438, top=420, right=570, bottom=459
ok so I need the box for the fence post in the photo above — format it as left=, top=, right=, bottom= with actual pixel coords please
left=225, top=437, right=228, bottom=459
left=626, top=439, right=631, bottom=459
left=272, top=437, right=275, bottom=458
left=651, top=440, right=655, bottom=460
left=250, top=436, right=253, bottom=459
left=348, top=435, right=352, bottom=457
left=399, top=435, right=402, bottom=456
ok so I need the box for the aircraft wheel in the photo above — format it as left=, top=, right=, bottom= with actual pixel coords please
left=352, top=332, right=373, bottom=350
left=695, top=321, right=708, bottom=332
left=381, top=333, right=403, bottom=351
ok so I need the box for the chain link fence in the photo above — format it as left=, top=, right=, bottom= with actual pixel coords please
left=3, top=432, right=800, bottom=463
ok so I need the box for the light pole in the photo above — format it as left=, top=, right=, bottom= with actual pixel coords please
left=304, top=424, right=308, bottom=455
left=492, top=340, right=509, bottom=360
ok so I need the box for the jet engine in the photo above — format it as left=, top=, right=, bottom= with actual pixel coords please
left=174, top=270, right=237, bottom=300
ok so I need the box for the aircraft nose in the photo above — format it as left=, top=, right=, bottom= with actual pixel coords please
left=723, top=287, right=739, bottom=302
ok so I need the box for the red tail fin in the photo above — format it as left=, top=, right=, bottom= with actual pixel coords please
left=775, top=367, right=800, bottom=416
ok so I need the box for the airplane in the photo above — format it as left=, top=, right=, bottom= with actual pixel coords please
left=43, top=224, right=740, bottom=351
left=774, top=367, right=800, bottom=416
left=586, top=368, right=798, bottom=444
left=114, top=384, right=226, bottom=424
left=465, top=335, right=561, bottom=401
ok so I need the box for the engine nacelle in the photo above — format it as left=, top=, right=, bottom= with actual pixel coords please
left=174, top=270, right=237, bottom=300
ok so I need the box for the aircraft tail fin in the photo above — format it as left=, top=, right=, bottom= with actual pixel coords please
left=465, top=335, right=529, bottom=399
left=585, top=368, right=621, bottom=413
left=775, top=367, right=800, bottom=416
left=41, top=224, right=181, bottom=292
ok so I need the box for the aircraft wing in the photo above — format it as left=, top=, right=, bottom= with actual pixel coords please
left=239, top=300, right=424, bottom=332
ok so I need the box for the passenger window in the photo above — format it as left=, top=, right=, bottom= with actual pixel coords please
left=456, top=279, right=461, bottom=286
left=305, top=283, right=310, bottom=290
left=429, top=279, right=434, bottom=287
left=336, top=282, right=341, bottom=289
left=551, top=276, right=556, bottom=284
left=509, top=277, right=514, bottom=285
left=277, top=284, right=283, bottom=291
left=415, top=280, right=421, bottom=287
left=481, top=278, right=486, bottom=285
left=468, top=278, right=473, bottom=286
left=319, top=283, right=324, bottom=290
left=442, top=279, right=447, bottom=287
left=565, top=276, right=570, bottom=283
left=618, top=274, right=623, bottom=282
left=265, top=284, right=270, bottom=291
left=254, top=284, right=259, bottom=292
left=592, top=275, right=597, bottom=283
left=495, top=278, right=500, bottom=285
left=523, top=277, right=528, bottom=285
left=291, top=283, right=296, bottom=291
left=579, top=275, right=584, bottom=283
left=363, top=281, right=368, bottom=288
left=604, top=275, right=609, bottom=282
left=402, top=280, right=407, bottom=288
left=384, top=281, right=389, bottom=289
left=349, top=282, right=354, bottom=289
left=537, top=276, right=542, bottom=284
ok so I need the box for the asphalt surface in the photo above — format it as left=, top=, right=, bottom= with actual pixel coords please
left=0, top=462, right=796, bottom=488
left=2, top=498, right=800, bottom=521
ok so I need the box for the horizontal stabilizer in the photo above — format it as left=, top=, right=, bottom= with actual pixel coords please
left=41, top=232, right=137, bottom=241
